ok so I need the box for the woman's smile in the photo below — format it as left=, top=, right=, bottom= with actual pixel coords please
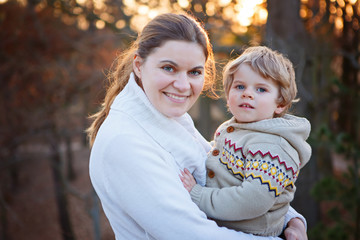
left=133, top=40, right=206, bottom=118
left=164, top=92, right=189, bottom=102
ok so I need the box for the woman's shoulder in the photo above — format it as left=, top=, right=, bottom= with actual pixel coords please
left=102, top=110, right=142, bottom=134
left=94, top=110, right=153, bottom=151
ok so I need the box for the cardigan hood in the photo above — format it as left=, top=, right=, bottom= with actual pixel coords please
left=225, top=115, right=312, bottom=168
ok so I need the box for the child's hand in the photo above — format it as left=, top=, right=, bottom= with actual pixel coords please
left=180, top=168, right=196, bottom=192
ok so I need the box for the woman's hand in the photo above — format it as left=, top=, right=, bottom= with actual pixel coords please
left=284, top=217, right=308, bottom=240
left=180, top=168, right=197, bottom=192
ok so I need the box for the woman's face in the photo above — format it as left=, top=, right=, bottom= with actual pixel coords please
left=133, top=40, right=206, bottom=118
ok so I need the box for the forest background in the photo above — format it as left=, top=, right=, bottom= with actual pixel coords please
left=0, top=0, right=359, bottom=239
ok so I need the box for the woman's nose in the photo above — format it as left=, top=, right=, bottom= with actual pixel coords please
left=173, top=72, right=190, bottom=92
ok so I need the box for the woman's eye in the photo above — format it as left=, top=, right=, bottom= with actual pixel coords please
left=257, top=87, right=266, bottom=93
left=189, top=70, right=202, bottom=76
left=162, top=66, right=174, bottom=72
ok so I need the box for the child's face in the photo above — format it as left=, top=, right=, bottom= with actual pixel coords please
left=227, top=64, right=285, bottom=123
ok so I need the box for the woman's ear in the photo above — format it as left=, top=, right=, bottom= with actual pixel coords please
left=133, top=55, right=143, bottom=79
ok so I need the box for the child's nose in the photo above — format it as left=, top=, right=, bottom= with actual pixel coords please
left=241, top=88, right=254, bottom=99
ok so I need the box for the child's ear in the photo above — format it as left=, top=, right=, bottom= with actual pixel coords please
left=275, top=104, right=286, bottom=115
left=133, top=55, right=143, bottom=78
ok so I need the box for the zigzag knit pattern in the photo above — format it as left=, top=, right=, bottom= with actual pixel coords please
left=219, top=138, right=298, bottom=197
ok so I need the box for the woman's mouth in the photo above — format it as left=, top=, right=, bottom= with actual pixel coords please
left=164, top=92, right=188, bottom=102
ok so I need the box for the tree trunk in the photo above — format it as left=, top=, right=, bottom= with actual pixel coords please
left=266, top=0, right=312, bottom=115
left=338, top=9, right=360, bottom=239
left=197, top=96, right=212, bottom=140
left=0, top=188, right=8, bottom=240
left=64, top=131, right=76, bottom=181
left=265, top=0, right=320, bottom=229
left=49, top=128, right=76, bottom=240
left=90, top=190, right=101, bottom=240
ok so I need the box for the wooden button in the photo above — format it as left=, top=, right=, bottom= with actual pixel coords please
left=212, top=149, right=219, bottom=156
left=227, top=126, right=234, bottom=133
left=208, top=170, right=215, bottom=178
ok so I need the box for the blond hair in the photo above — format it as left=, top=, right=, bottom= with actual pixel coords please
left=86, top=13, right=216, bottom=146
left=222, top=46, right=297, bottom=117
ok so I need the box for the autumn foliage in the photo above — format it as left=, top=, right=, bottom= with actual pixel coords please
left=0, top=1, right=117, bottom=239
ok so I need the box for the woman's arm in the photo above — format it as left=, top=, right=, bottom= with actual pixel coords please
left=182, top=167, right=277, bottom=221
left=188, top=151, right=294, bottom=221
left=181, top=169, right=307, bottom=239
left=92, top=133, right=283, bottom=240
left=283, top=207, right=308, bottom=240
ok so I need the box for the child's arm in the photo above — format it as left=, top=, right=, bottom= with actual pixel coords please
left=180, top=168, right=197, bottom=192
left=180, top=164, right=307, bottom=239
left=189, top=145, right=299, bottom=222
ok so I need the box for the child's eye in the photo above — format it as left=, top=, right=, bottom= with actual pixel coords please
left=257, top=87, right=267, bottom=93
left=236, top=85, right=245, bottom=90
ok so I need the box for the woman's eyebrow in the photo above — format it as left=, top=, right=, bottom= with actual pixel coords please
left=193, top=66, right=204, bottom=70
left=160, top=60, right=204, bottom=70
left=160, top=60, right=178, bottom=67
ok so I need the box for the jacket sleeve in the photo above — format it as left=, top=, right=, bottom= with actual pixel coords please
left=91, top=133, right=282, bottom=240
left=190, top=143, right=298, bottom=221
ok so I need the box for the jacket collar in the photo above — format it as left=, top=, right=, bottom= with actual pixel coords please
left=111, top=73, right=208, bottom=185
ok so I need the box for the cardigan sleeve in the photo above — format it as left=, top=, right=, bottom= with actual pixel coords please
left=190, top=178, right=277, bottom=221
left=92, top=133, right=283, bottom=240
left=190, top=143, right=299, bottom=221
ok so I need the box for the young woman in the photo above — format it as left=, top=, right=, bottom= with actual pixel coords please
left=87, top=13, right=307, bottom=240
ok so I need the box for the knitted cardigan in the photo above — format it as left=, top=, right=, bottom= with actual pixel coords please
left=90, top=73, right=306, bottom=240
left=190, top=116, right=312, bottom=236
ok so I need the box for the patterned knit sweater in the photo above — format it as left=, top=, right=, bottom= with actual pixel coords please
left=190, top=115, right=312, bottom=237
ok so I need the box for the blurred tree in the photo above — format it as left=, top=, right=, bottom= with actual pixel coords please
left=0, top=1, right=117, bottom=239
left=265, top=1, right=360, bottom=238
left=265, top=0, right=320, bottom=229
left=297, top=0, right=360, bottom=239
